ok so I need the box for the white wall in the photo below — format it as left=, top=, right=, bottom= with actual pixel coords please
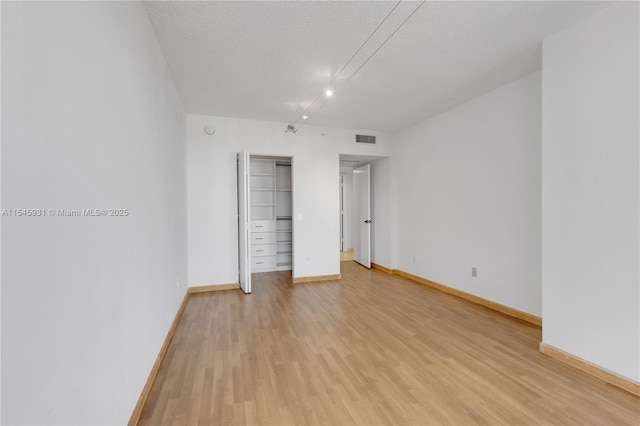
left=542, top=2, right=639, bottom=382
left=394, top=71, right=542, bottom=316
left=1, top=2, right=187, bottom=424
left=371, top=158, right=393, bottom=268
left=187, top=115, right=390, bottom=286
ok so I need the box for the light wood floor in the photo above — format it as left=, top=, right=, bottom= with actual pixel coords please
left=340, top=249, right=354, bottom=262
left=139, top=261, right=639, bottom=425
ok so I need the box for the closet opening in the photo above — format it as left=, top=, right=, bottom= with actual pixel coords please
left=237, top=153, right=293, bottom=293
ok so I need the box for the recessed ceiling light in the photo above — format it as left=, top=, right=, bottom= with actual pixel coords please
left=302, top=115, right=310, bottom=121
left=325, top=89, right=334, bottom=97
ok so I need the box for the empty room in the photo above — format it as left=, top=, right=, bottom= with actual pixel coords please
left=1, top=1, right=639, bottom=425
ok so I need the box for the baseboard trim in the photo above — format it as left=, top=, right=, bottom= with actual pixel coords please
left=128, top=290, right=190, bottom=426
left=540, top=342, right=640, bottom=397
left=374, top=267, right=542, bottom=327
left=292, top=274, right=341, bottom=284
left=189, top=283, right=239, bottom=294
left=371, top=262, right=393, bottom=274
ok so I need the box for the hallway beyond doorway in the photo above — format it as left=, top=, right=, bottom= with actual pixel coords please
left=340, top=248, right=354, bottom=262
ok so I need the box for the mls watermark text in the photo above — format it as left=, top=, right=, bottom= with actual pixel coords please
left=2, top=208, right=130, bottom=217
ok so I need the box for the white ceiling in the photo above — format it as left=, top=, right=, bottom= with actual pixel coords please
left=145, top=1, right=610, bottom=133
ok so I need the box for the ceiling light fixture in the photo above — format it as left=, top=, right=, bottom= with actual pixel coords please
left=302, top=115, right=310, bottom=121
left=325, top=89, right=334, bottom=98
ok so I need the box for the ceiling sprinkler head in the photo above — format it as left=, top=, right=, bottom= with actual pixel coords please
left=286, top=124, right=296, bottom=133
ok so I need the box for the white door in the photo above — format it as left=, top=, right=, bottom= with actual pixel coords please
left=353, top=164, right=371, bottom=268
left=237, top=151, right=251, bottom=293
left=339, top=176, right=344, bottom=252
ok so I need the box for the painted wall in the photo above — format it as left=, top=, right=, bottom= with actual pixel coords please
left=541, top=2, right=639, bottom=382
left=394, top=71, right=542, bottom=316
left=1, top=2, right=187, bottom=424
left=187, top=114, right=390, bottom=286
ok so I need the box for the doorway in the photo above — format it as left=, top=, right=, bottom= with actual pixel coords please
left=338, top=154, right=384, bottom=268
left=339, top=173, right=354, bottom=262
left=237, top=152, right=293, bottom=293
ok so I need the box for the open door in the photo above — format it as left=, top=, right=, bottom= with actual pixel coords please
left=237, top=151, right=251, bottom=293
left=339, top=175, right=344, bottom=252
left=353, top=164, right=371, bottom=268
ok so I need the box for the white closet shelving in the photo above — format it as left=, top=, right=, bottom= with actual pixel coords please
left=249, top=157, right=292, bottom=273
left=275, top=162, right=292, bottom=271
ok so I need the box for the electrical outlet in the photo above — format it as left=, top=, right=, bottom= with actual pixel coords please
left=471, top=267, right=477, bottom=277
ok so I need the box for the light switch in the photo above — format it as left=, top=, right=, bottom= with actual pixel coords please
left=297, top=213, right=302, bottom=220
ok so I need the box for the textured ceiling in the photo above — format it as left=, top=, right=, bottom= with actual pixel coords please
left=145, top=1, right=610, bottom=133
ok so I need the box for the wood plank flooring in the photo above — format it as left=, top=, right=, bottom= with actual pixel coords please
left=340, top=249, right=354, bottom=262
left=138, top=261, right=639, bottom=425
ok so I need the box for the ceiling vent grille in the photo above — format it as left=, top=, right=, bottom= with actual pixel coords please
left=355, top=134, right=376, bottom=144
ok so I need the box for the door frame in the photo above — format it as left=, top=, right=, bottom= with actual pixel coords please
left=237, top=152, right=295, bottom=289
left=237, top=151, right=251, bottom=293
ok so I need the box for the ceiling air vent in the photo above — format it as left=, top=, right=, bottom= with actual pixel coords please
left=355, top=134, right=376, bottom=144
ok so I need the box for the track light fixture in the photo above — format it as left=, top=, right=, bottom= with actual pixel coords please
left=287, top=0, right=425, bottom=134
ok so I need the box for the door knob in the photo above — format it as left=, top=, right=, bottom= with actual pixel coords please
left=364, top=219, right=372, bottom=224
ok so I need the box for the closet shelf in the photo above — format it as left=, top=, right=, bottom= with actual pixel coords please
left=247, top=157, right=292, bottom=274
